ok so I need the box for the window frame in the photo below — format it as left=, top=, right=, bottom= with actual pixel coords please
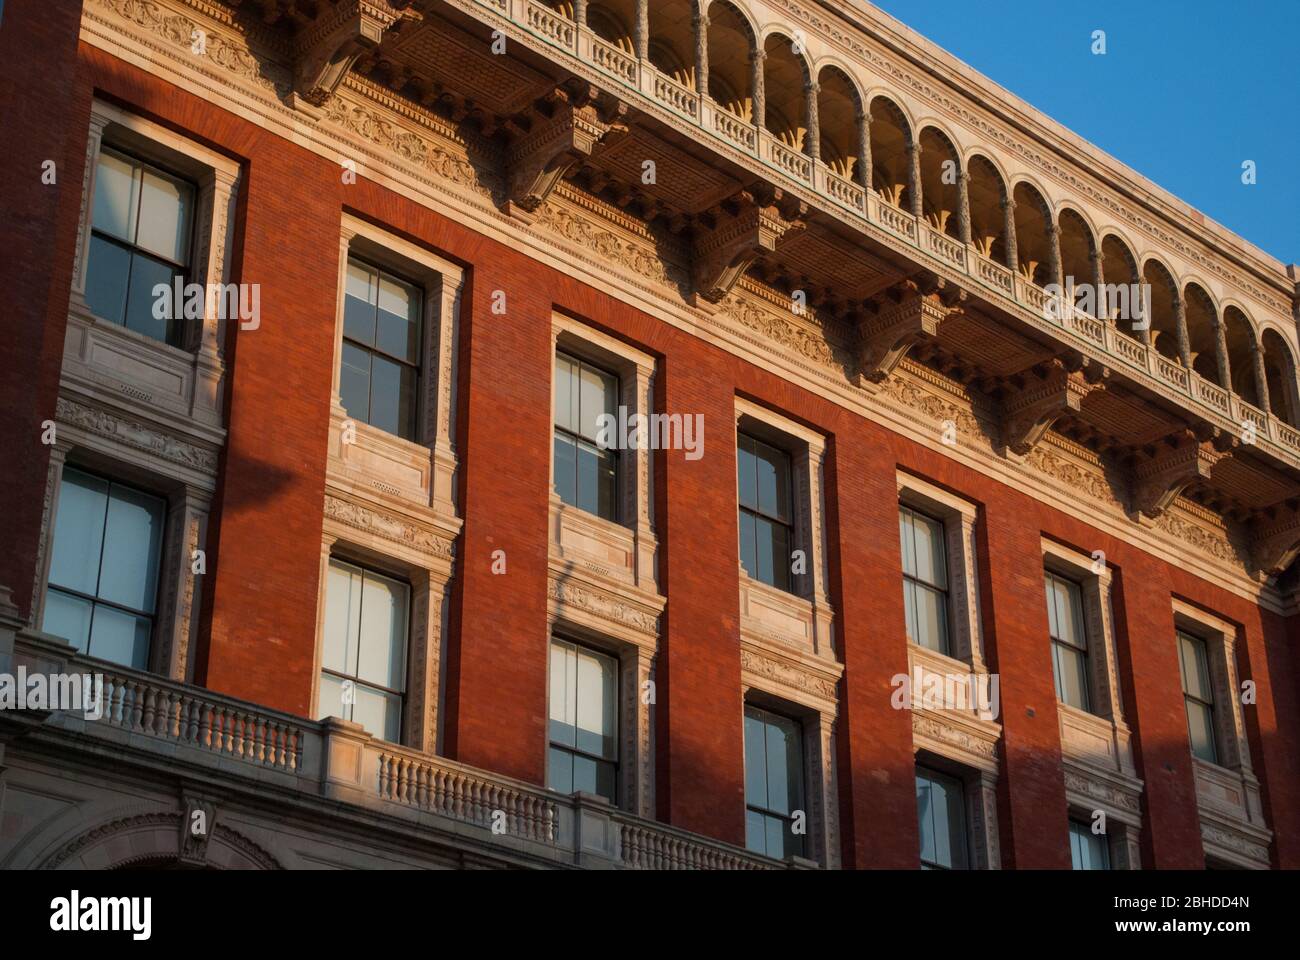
left=915, top=763, right=971, bottom=870
left=317, top=556, right=412, bottom=745
left=546, top=635, right=621, bottom=803
left=1176, top=628, right=1220, bottom=766
left=552, top=350, right=621, bottom=523
left=1068, top=817, right=1112, bottom=870
left=737, top=430, right=797, bottom=593
left=899, top=504, right=953, bottom=656
left=41, top=466, right=167, bottom=671
left=1045, top=568, right=1092, bottom=713
left=743, top=702, right=808, bottom=860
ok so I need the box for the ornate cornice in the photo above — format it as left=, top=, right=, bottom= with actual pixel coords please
left=56, top=396, right=219, bottom=472
left=323, top=494, right=456, bottom=560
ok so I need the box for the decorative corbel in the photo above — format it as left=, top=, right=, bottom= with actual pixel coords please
left=1251, top=499, right=1300, bottom=577
left=502, top=83, right=629, bottom=222
left=293, top=0, right=404, bottom=108
left=855, top=272, right=966, bottom=385
left=1130, top=425, right=1236, bottom=519
left=690, top=184, right=807, bottom=306
left=1000, top=352, right=1108, bottom=456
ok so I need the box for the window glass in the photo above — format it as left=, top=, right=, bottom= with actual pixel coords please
left=547, top=639, right=618, bottom=803
left=338, top=257, right=423, bottom=442
left=1177, top=631, right=1218, bottom=764
left=743, top=705, right=805, bottom=859
left=553, top=353, right=619, bottom=522
left=900, top=507, right=950, bottom=653
left=317, top=559, right=408, bottom=743
left=43, top=468, right=164, bottom=670
left=738, top=433, right=794, bottom=592
left=1069, top=819, right=1111, bottom=870
left=916, top=766, right=968, bottom=869
left=1046, top=572, right=1091, bottom=712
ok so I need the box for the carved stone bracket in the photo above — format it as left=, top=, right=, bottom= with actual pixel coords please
left=855, top=274, right=965, bottom=385
left=1001, top=353, right=1108, bottom=457
left=1251, top=499, right=1300, bottom=577
left=502, top=83, right=629, bottom=221
left=1131, top=427, right=1235, bottom=520
left=691, top=184, right=807, bottom=306
left=293, top=0, right=404, bottom=108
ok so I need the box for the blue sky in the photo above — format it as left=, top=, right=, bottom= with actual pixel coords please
left=871, top=0, right=1299, bottom=265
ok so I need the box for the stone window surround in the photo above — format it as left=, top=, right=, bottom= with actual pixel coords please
left=896, top=471, right=985, bottom=672
left=548, top=313, right=658, bottom=593
left=1171, top=599, right=1270, bottom=856
left=330, top=213, right=463, bottom=519
left=913, top=748, right=1001, bottom=870
left=543, top=614, right=655, bottom=820
left=311, top=522, right=452, bottom=758
left=69, top=98, right=241, bottom=430
left=735, top=397, right=834, bottom=660
left=741, top=682, right=839, bottom=869
left=33, top=436, right=212, bottom=685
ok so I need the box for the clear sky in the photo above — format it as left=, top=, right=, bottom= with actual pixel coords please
left=870, top=0, right=1299, bottom=266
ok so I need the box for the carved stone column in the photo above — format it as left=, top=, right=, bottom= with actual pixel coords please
left=154, top=491, right=211, bottom=683
left=956, top=170, right=972, bottom=246
left=631, top=364, right=656, bottom=589
left=30, top=443, right=70, bottom=632
left=1173, top=295, right=1192, bottom=370
left=804, top=81, right=820, bottom=161
left=1090, top=248, right=1106, bottom=319
left=1046, top=222, right=1063, bottom=289
left=906, top=139, right=923, bottom=220
left=408, top=570, right=451, bottom=754
left=428, top=269, right=464, bottom=519
left=749, top=49, right=766, bottom=127
left=1002, top=197, right=1018, bottom=273
left=310, top=534, right=339, bottom=720
left=1252, top=344, right=1271, bottom=413
left=693, top=13, right=709, bottom=99
left=625, top=647, right=655, bottom=818
left=855, top=110, right=872, bottom=190
left=970, top=772, right=1002, bottom=869
left=811, top=714, right=840, bottom=868
left=1214, top=316, right=1232, bottom=389
left=633, top=0, right=649, bottom=61
left=190, top=167, right=240, bottom=426
left=573, top=0, right=588, bottom=25
left=70, top=111, right=111, bottom=315
left=332, top=228, right=358, bottom=412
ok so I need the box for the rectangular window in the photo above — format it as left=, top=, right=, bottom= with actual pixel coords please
left=42, top=468, right=164, bottom=670
left=318, top=559, right=409, bottom=743
left=1177, top=631, right=1218, bottom=764
left=744, top=705, right=806, bottom=859
left=85, top=147, right=194, bottom=346
left=900, top=507, right=950, bottom=654
left=553, top=352, right=619, bottom=521
left=737, top=433, right=794, bottom=592
left=916, top=765, right=968, bottom=869
left=340, top=257, right=423, bottom=441
left=547, top=638, right=618, bottom=802
left=1069, top=819, right=1111, bottom=870
left=1045, top=571, right=1091, bottom=712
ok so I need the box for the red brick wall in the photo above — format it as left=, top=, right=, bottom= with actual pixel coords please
left=0, top=0, right=89, bottom=622
left=12, top=39, right=1298, bottom=866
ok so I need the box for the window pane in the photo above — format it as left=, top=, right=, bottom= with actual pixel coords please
left=576, top=440, right=602, bottom=515
left=339, top=342, right=371, bottom=424
left=916, top=774, right=937, bottom=865
left=745, top=809, right=766, bottom=854
left=596, top=449, right=618, bottom=522
left=352, top=684, right=401, bottom=743
left=1187, top=701, right=1218, bottom=764
left=92, top=151, right=140, bottom=241
left=554, top=354, right=577, bottom=433
left=753, top=440, right=790, bottom=522
left=1054, top=642, right=1090, bottom=711
left=323, top=561, right=362, bottom=674
left=553, top=433, right=577, bottom=507
left=765, top=815, right=787, bottom=859
left=1181, top=635, right=1213, bottom=702
left=764, top=713, right=802, bottom=815
left=738, top=511, right=757, bottom=582
left=43, top=589, right=94, bottom=653
left=575, top=646, right=616, bottom=760
left=84, top=235, right=131, bottom=325
left=902, top=579, right=919, bottom=646
left=376, top=273, right=420, bottom=363
left=123, top=252, right=178, bottom=344
left=917, top=768, right=967, bottom=869
left=136, top=168, right=191, bottom=264
left=547, top=747, right=574, bottom=795
left=316, top=672, right=349, bottom=723
left=899, top=509, right=917, bottom=577
left=88, top=604, right=151, bottom=670
left=97, top=483, right=164, bottom=614
left=744, top=710, right=766, bottom=807
left=548, top=641, right=577, bottom=748
left=1070, top=821, right=1110, bottom=870
left=770, top=519, right=791, bottom=592
left=577, top=362, right=616, bottom=443
left=1044, top=576, right=1060, bottom=639
left=737, top=436, right=758, bottom=511
left=344, top=261, right=378, bottom=345
left=357, top=572, right=407, bottom=691
left=48, top=470, right=109, bottom=596
left=368, top=354, right=406, bottom=438
left=911, top=512, right=946, bottom=587
left=913, top=583, right=948, bottom=653
left=753, top=516, right=777, bottom=587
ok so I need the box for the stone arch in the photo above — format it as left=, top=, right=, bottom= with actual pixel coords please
left=868, top=94, right=912, bottom=210
left=1262, top=327, right=1300, bottom=426
left=816, top=63, right=863, bottom=179
left=649, top=0, right=697, bottom=88
left=1057, top=206, right=1097, bottom=312
left=1224, top=304, right=1262, bottom=406
left=762, top=31, right=813, bottom=152
left=1183, top=281, right=1222, bottom=385
left=918, top=125, right=962, bottom=239
left=1100, top=233, right=1141, bottom=335
left=1011, top=179, right=1054, bottom=286
left=1141, top=258, right=1181, bottom=360
left=587, top=1, right=634, bottom=52
left=966, top=152, right=1009, bottom=265
left=705, top=0, right=756, bottom=116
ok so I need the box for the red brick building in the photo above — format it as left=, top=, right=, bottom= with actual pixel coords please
left=1, top=0, right=1298, bottom=871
